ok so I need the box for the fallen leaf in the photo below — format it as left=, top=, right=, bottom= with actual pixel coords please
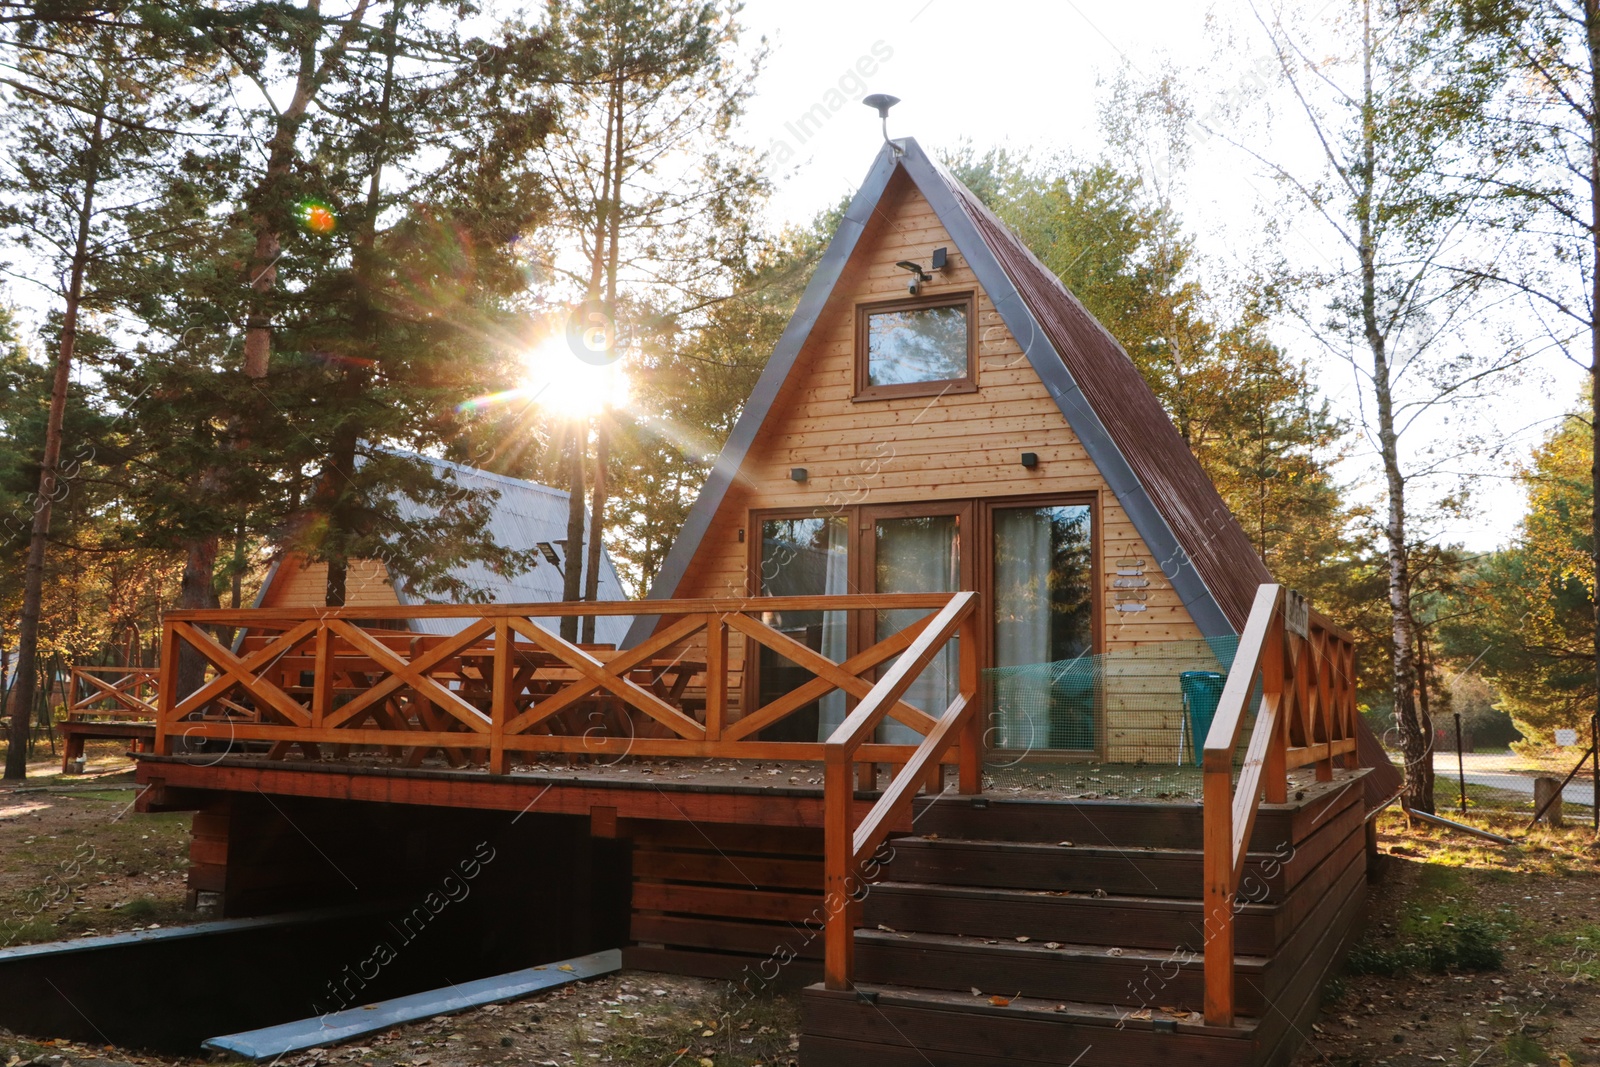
left=970, top=987, right=983, bottom=997
left=988, top=995, right=1012, bottom=1006
left=1107, top=947, right=1124, bottom=956
left=1044, top=942, right=1062, bottom=950
left=558, top=964, right=575, bottom=972
left=1057, top=841, right=1074, bottom=847
left=876, top=924, right=895, bottom=932
left=1015, top=936, right=1031, bottom=943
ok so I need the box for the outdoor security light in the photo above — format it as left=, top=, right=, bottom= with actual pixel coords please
left=897, top=260, right=933, bottom=295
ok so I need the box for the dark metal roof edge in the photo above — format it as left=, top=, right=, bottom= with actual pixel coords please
left=621, top=143, right=904, bottom=648
left=899, top=141, right=1235, bottom=640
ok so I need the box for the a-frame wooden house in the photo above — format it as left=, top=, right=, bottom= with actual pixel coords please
left=617, top=137, right=1397, bottom=1064
left=127, top=138, right=1397, bottom=1067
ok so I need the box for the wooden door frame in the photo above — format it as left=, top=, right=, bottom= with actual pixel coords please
left=745, top=494, right=1105, bottom=755
left=979, top=491, right=1104, bottom=759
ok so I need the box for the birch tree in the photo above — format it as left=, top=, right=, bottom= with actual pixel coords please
left=1233, top=0, right=1529, bottom=809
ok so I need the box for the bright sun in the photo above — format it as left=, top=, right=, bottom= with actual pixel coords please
left=518, top=336, right=631, bottom=419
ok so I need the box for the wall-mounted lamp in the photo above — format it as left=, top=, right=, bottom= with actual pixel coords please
left=790, top=467, right=809, bottom=482
left=1020, top=452, right=1039, bottom=469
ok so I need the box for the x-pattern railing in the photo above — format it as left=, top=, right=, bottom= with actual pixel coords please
left=156, top=593, right=981, bottom=988
left=154, top=595, right=976, bottom=772
left=67, top=666, right=161, bottom=722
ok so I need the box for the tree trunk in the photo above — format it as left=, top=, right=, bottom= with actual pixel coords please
left=1586, top=0, right=1600, bottom=799
left=242, top=0, right=371, bottom=377
left=1357, top=0, right=1431, bottom=811
left=561, top=423, right=587, bottom=641
left=4, top=101, right=105, bottom=781
left=321, top=414, right=362, bottom=608
left=581, top=418, right=609, bottom=643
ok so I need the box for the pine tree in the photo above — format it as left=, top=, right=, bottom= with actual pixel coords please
left=0, top=7, right=217, bottom=777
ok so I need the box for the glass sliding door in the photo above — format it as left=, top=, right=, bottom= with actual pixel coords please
left=756, top=515, right=850, bottom=741
left=991, top=502, right=1096, bottom=752
left=869, top=508, right=965, bottom=745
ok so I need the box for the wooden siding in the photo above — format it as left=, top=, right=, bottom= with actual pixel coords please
left=260, top=555, right=398, bottom=610
left=670, top=172, right=1213, bottom=760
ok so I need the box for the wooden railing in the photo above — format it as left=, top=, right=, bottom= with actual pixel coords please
left=1201, top=584, right=1359, bottom=1025
left=155, top=593, right=980, bottom=990
left=67, top=666, right=161, bottom=722
left=822, top=591, right=980, bottom=989
left=153, top=595, right=976, bottom=771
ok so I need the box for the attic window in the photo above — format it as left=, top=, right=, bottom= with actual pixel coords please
left=854, top=292, right=977, bottom=401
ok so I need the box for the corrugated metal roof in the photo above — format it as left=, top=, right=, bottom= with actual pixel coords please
left=930, top=164, right=1274, bottom=632
left=389, top=455, right=633, bottom=645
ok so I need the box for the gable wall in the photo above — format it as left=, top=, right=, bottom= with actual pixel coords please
left=260, top=556, right=399, bottom=611
left=666, top=176, right=1221, bottom=759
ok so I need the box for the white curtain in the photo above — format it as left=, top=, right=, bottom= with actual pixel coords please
left=992, top=508, right=1053, bottom=750
left=874, top=516, right=960, bottom=746
left=816, top=519, right=850, bottom=739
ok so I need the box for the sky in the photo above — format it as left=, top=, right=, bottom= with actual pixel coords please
left=730, top=0, right=1587, bottom=553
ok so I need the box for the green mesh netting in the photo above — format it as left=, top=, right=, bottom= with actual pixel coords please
left=983, top=636, right=1251, bottom=766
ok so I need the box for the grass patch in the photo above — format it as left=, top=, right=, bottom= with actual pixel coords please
left=1344, top=887, right=1507, bottom=978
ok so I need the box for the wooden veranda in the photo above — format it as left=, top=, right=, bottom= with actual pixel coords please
left=136, top=584, right=1365, bottom=1031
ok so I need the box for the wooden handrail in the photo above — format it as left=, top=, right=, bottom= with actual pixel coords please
left=1201, top=584, right=1361, bottom=1025
left=163, top=593, right=961, bottom=624
left=820, top=592, right=981, bottom=991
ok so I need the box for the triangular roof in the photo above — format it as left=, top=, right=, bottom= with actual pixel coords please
left=257, top=455, right=633, bottom=644
left=628, top=137, right=1271, bottom=645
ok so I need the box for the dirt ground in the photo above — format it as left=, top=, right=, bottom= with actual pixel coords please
left=1289, top=808, right=1600, bottom=1067
left=4, top=748, right=1599, bottom=1066
left=0, top=746, right=190, bottom=947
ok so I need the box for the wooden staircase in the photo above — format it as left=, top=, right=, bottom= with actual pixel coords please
left=801, top=777, right=1370, bottom=1067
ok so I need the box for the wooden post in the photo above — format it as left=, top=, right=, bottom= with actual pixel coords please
left=1262, top=615, right=1288, bottom=805
left=823, top=748, right=855, bottom=990
left=1202, top=747, right=1235, bottom=1026
left=1342, top=641, right=1362, bottom=770
left=310, top=625, right=332, bottom=730
left=154, top=622, right=179, bottom=756
left=957, top=613, right=981, bottom=795
left=1533, top=777, right=1564, bottom=828
left=489, top=620, right=512, bottom=775
left=704, top=614, right=726, bottom=742
left=856, top=761, right=877, bottom=791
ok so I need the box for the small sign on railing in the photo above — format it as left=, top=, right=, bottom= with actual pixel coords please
left=1283, top=589, right=1309, bottom=639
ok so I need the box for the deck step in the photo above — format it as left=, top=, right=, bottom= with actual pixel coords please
left=861, top=880, right=1281, bottom=955
left=853, top=928, right=1270, bottom=1014
left=880, top=836, right=1225, bottom=899
left=910, top=791, right=1334, bottom=853
left=879, top=836, right=1296, bottom=902
left=802, top=983, right=1260, bottom=1067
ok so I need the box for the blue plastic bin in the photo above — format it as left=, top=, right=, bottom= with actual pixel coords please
left=1180, top=670, right=1225, bottom=766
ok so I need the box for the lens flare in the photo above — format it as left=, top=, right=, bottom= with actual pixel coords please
left=297, top=199, right=338, bottom=236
